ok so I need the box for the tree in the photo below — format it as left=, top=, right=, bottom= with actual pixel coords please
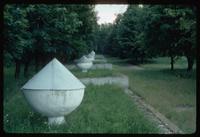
left=175, top=7, right=196, bottom=71
left=4, top=4, right=98, bottom=78
left=106, top=5, right=150, bottom=63
left=4, top=5, right=31, bottom=78
left=94, top=23, right=113, bottom=54
left=145, top=5, right=196, bottom=70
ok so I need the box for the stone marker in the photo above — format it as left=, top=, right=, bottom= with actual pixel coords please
left=75, top=56, right=93, bottom=72
left=21, top=58, right=85, bottom=125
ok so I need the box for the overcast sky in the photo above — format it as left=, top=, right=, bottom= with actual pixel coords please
left=95, top=4, right=128, bottom=25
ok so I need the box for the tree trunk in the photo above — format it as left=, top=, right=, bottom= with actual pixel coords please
left=15, top=60, right=21, bottom=79
left=141, top=52, right=144, bottom=63
left=41, top=53, right=46, bottom=67
left=24, top=61, right=30, bottom=78
left=170, top=56, right=174, bottom=71
left=35, top=54, right=39, bottom=72
left=135, top=56, right=138, bottom=63
left=186, top=55, right=194, bottom=71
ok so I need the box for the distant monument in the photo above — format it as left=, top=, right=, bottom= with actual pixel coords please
left=75, top=56, right=93, bottom=72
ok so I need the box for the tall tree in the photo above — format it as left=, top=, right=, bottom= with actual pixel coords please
left=107, top=5, right=150, bottom=63
left=4, top=4, right=98, bottom=78
left=4, top=5, right=31, bottom=78
left=145, top=5, right=196, bottom=70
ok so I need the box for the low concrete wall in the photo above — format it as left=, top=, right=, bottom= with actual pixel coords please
left=66, top=63, right=112, bottom=70
left=93, top=59, right=107, bottom=63
left=80, top=75, right=129, bottom=88
left=65, top=64, right=76, bottom=69
left=91, top=63, right=112, bottom=70
left=95, top=55, right=105, bottom=59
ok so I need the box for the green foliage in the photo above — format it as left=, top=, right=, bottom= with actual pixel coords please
left=4, top=4, right=98, bottom=77
left=145, top=5, right=196, bottom=70
left=94, top=23, right=113, bottom=54
left=106, top=5, right=151, bottom=62
left=104, top=5, right=196, bottom=70
left=4, top=4, right=197, bottom=72
left=4, top=5, right=31, bottom=61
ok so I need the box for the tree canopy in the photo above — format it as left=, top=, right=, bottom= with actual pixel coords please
left=4, top=4, right=98, bottom=78
left=97, top=5, right=197, bottom=70
left=3, top=4, right=197, bottom=79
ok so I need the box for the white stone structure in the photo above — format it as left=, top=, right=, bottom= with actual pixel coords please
left=75, top=56, right=93, bottom=72
left=91, top=50, right=95, bottom=56
left=80, top=74, right=129, bottom=88
left=86, top=51, right=95, bottom=61
left=91, top=63, right=112, bottom=70
left=21, top=58, right=85, bottom=125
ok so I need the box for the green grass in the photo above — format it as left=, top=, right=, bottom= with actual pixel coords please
left=70, top=68, right=118, bottom=78
left=3, top=67, right=159, bottom=133
left=107, top=56, right=196, bottom=133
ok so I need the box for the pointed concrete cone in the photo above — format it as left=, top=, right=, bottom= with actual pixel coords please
left=87, top=53, right=95, bottom=61
left=91, top=51, right=95, bottom=56
left=21, top=58, right=85, bottom=125
left=75, top=56, right=93, bottom=72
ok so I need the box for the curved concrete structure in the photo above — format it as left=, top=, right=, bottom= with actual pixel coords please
left=75, top=56, right=93, bottom=72
left=21, top=58, right=85, bottom=125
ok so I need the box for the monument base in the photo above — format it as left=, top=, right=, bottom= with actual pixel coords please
left=48, top=116, right=65, bottom=125
left=82, top=69, right=87, bottom=72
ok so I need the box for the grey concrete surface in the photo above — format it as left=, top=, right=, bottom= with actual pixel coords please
left=80, top=75, right=129, bottom=88
left=91, top=63, right=112, bottom=70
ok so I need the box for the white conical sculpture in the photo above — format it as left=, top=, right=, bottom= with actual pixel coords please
left=91, top=50, right=95, bottom=56
left=21, top=58, right=85, bottom=125
left=75, top=56, right=93, bottom=72
left=87, top=51, right=95, bottom=61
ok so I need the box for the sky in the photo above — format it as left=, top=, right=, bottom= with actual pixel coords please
left=95, top=4, right=128, bottom=25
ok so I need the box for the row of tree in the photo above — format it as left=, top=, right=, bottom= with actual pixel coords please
left=4, top=4, right=98, bottom=78
left=4, top=4, right=197, bottom=79
left=95, top=5, right=196, bottom=71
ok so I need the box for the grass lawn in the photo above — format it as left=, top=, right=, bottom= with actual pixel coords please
left=3, top=67, right=159, bottom=133
left=107, top=56, right=196, bottom=133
